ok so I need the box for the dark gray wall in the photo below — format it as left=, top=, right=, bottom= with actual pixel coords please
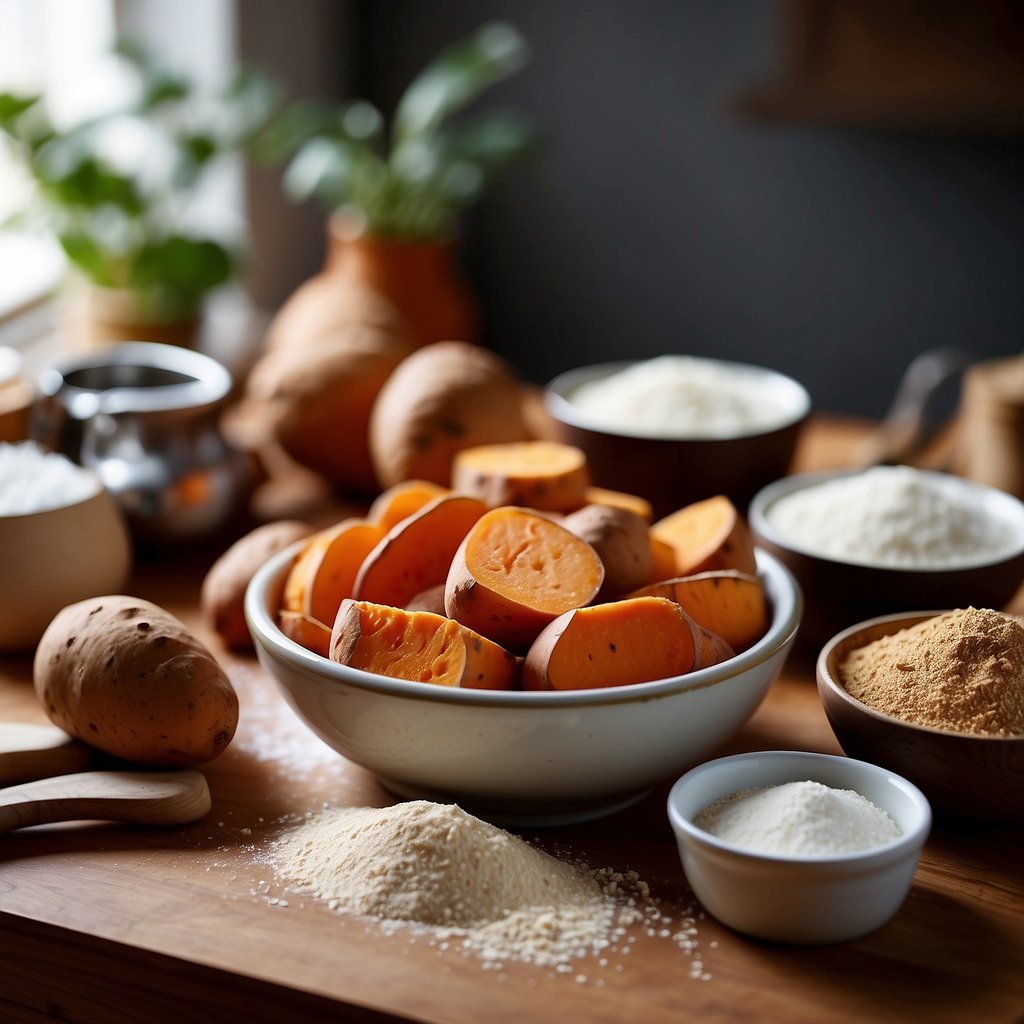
left=357, top=0, right=1024, bottom=417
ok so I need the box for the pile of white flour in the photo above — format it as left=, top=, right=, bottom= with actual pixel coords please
left=694, top=780, right=901, bottom=856
left=272, top=801, right=651, bottom=968
left=765, top=465, right=1017, bottom=568
left=0, top=442, right=98, bottom=515
left=566, top=355, right=794, bottom=439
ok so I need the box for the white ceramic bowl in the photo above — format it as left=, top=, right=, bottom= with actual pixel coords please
left=667, top=750, right=931, bottom=944
left=0, top=471, right=131, bottom=651
left=245, top=548, right=802, bottom=826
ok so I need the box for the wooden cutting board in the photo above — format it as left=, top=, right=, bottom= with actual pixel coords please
left=0, top=416, right=1021, bottom=1024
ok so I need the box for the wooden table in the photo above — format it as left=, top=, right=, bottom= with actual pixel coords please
left=1, top=416, right=1021, bottom=1024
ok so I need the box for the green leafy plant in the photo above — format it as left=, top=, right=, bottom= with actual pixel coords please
left=265, top=22, right=536, bottom=242
left=0, top=42, right=280, bottom=322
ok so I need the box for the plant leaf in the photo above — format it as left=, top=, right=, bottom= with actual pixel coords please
left=59, top=231, right=117, bottom=286
left=393, top=22, right=528, bottom=144
left=0, top=93, right=40, bottom=133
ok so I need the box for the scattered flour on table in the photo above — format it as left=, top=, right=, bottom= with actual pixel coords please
left=269, top=800, right=711, bottom=979
left=0, top=441, right=98, bottom=514
left=765, top=465, right=1018, bottom=568
left=694, top=781, right=901, bottom=856
left=566, top=355, right=795, bottom=439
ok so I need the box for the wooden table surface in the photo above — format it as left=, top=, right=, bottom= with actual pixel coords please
left=1, top=416, right=1021, bottom=1024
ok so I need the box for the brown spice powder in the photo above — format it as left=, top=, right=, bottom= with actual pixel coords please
left=837, top=607, right=1024, bottom=736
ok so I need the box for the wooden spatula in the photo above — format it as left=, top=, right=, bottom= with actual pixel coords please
left=0, top=722, right=92, bottom=785
left=0, top=770, right=211, bottom=835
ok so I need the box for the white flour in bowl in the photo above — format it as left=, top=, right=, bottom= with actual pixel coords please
left=0, top=441, right=98, bottom=515
left=765, top=466, right=1019, bottom=568
left=565, top=355, right=797, bottom=439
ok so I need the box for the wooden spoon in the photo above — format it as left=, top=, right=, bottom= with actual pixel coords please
left=0, top=770, right=211, bottom=835
left=0, top=722, right=92, bottom=785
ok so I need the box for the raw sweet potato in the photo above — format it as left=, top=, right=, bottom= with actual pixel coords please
left=445, top=507, right=605, bottom=651
left=649, top=535, right=678, bottom=585
left=353, top=494, right=488, bottom=609
left=201, top=520, right=314, bottom=650
left=33, top=596, right=238, bottom=766
left=451, top=440, right=591, bottom=513
left=581, top=486, right=653, bottom=524
left=278, top=610, right=333, bottom=658
left=405, top=584, right=448, bottom=616
left=331, top=600, right=517, bottom=690
left=561, top=504, right=652, bottom=598
left=368, top=341, right=530, bottom=489
left=631, top=570, right=768, bottom=653
left=650, top=495, right=758, bottom=577
left=522, top=595, right=734, bottom=691
left=282, top=518, right=385, bottom=628
left=368, top=479, right=450, bottom=533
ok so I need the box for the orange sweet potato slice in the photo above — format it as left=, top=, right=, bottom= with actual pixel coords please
left=581, top=486, right=653, bottom=524
left=405, top=583, right=448, bottom=616
left=367, top=479, right=451, bottom=533
left=278, top=610, right=333, bottom=658
left=631, top=570, right=768, bottom=653
left=648, top=534, right=678, bottom=585
left=446, top=506, right=605, bottom=651
left=282, top=518, right=385, bottom=627
left=353, top=494, right=488, bottom=609
left=650, top=495, right=757, bottom=577
left=522, top=596, right=734, bottom=691
left=331, top=599, right=517, bottom=690
left=451, top=440, right=590, bottom=512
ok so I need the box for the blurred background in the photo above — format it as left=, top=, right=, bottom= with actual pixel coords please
left=3, top=0, right=1023, bottom=418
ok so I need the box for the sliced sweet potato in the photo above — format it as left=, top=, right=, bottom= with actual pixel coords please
left=631, top=570, right=768, bottom=653
left=282, top=518, right=385, bottom=628
left=353, top=494, right=488, bottom=609
left=278, top=610, right=333, bottom=658
left=368, top=479, right=451, bottom=533
left=581, top=486, right=653, bottom=524
left=522, top=596, right=734, bottom=691
left=331, top=599, right=517, bottom=690
left=651, top=495, right=757, bottom=577
left=445, top=507, right=605, bottom=651
left=562, top=504, right=652, bottom=599
left=451, top=440, right=590, bottom=512
left=649, top=534, right=678, bottom=585
left=405, top=584, right=448, bottom=616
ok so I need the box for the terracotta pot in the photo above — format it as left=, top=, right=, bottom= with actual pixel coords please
left=61, top=285, right=201, bottom=353
left=320, top=215, right=479, bottom=347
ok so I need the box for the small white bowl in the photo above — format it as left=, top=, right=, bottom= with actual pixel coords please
left=0, top=469, right=131, bottom=651
left=667, top=750, right=931, bottom=944
left=246, top=548, right=802, bottom=826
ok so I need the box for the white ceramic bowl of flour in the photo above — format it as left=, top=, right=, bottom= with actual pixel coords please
left=246, top=546, right=802, bottom=826
left=667, top=750, right=931, bottom=944
left=0, top=441, right=131, bottom=650
left=749, top=467, right=1024, bottom=646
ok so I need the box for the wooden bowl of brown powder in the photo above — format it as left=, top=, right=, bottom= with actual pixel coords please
left=816, top=608, right=1024, bottom=822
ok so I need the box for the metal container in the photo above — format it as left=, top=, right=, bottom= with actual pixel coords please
left=32, top=342, right=252, bottom=542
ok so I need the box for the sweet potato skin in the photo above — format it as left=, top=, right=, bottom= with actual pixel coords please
left=201, top=520, right=313, bottom=650
left=562, top=504, right=652, bottom=598
left=278, top=610, right=333, bottom=657
left=34, top=596, right=238, bottom=766
left=368, top=341, right=530, bottom=488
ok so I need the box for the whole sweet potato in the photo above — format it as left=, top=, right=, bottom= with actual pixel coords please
left=34, top=596, right=238, bottom=767
left=201, top=519, right=314, bottom=650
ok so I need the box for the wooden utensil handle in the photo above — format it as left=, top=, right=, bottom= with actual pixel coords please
left=0, top=722, right=92, bottom=785
left=0, top=770, right=211, bottom=835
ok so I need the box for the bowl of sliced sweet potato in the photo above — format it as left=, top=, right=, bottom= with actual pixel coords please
left=245, top=441, right=803, bottom=825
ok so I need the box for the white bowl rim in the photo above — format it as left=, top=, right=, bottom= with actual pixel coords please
left=817, top=608, right=1024, bottom=743
left=666, top=749, right=932, bottom=864
left=749, top=467, right=1024, bottom=572
left=544, top=357, right=812, bottom=441
left=245, top=545, right=803, bottom=709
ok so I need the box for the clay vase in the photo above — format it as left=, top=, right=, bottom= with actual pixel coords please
left=292, top=215, right=479, bottom=349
